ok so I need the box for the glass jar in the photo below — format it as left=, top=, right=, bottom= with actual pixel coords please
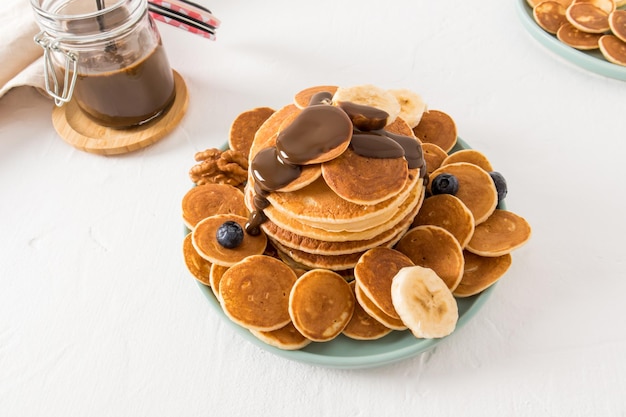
left=31, top=0, right=176, bottom=128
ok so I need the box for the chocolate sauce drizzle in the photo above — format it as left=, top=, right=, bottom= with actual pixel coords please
left=245, top=92, right=427, bottom=235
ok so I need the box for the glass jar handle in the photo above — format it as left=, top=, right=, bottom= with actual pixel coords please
left=34, top=32, right=79, bottom=106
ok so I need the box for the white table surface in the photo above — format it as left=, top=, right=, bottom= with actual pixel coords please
left=2, top=0, right=626, bottom=416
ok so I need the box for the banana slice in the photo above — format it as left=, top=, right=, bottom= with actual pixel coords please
left=332, top=84, right=401, bottom=126
left=387, top=89, right=427, bottom=128
left=391, top=266, right=458, bottom=339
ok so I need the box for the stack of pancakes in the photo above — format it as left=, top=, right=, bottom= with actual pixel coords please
left=243, top=100, right=426, bottom=272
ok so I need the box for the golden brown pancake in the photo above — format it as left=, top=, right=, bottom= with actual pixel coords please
left=354, top=247, right=414, bottom=319
left=573, top=0, right=615, bottom=14
left=219, top=255, right=297, bottom=331
left=454, top=251, right=512, bottom=297
left=411, top=194, right=475, bottom=248
left=182, top=184, right=248, bottom=230
left=412, top=110, right=457, bottom=152
left=533, top=1, right=568, bottom=34
left=609, top=10, right=626, bottom=42
left=293, top=85, right=338, bottom=108
left=288, top=269, right=355, bottom=342
left=354, top=281, right=406, bottom=330
left=183, top=233, right=212, bottom=286
left=566, top=3, right=610, bottom=33
left=209, top=263, right=229, bottom=300
left=342, top=281, right=393, bottom=340
left=421, top=143, right=448, bottom=178
left=192, top=214, right=267, bottom=267
left=466, top=210, right=532, bottom=257
left=228, top=107, right=275, bottom=159
left=249, top=104, right=299, bottom=161
left=394, top=225, right=465, bottom=291
left=428, top=162, right=498, bottom=225
left=599, top=35, right=626, bottom=66
left=321, top=147, right=409, bottom=205
left=557, top=22, right=603, bottom=49
left=442, top=149, right=494, bottom=172
left=385, top=116, right=417, bottom=138
left=250, top=322, right=312, bottom=350
left=528, top=0, right=573, bottom=7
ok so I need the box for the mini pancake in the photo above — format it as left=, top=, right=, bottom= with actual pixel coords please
left=573, top=0, right=615, bottom=14
left=293, top=85, right=338, bottom=108
left=354, top=281, right=406, bottom=330
left=182, top=233, right=212, bottom=286
left=428, top=162, right=498, bottom=224
left=250, top=322, right=312, bottom=350
left=182, top=183, right=248, bottom=230
left=228, top=107, right=275, bottom=159
left=209, top=263, right=229, bottom=301
left=533, top=1, right=568, bottom=34
left=454, top=251, right=512, bottom=297
left=288, top=269, right=355, bottom=342
left=442, top=149, right=494, bottom=172
left=342, top=281, right=393, bottom=340
left=384, top=116, right=417, bottom=138
left=249, top=104, right=299, bottom=161
left=566, top=3, right=610, bottom=33
left=354, top=247, right=414, bottom=319
left=411, top=194, right=475, bottom=248
left=421, top=143, right=448, bottom=177
left=321, top=147, right=409, bottom=205
left=466, top=210, right=532, bottom=257
left=557, top=22, right=603, bottom=49
left=394, top=225, right=465, bottom=291
left=412, top=110, right=457, bottom=153
left=528, top=0, right=573, bottom=7
left=192, top=214, right=267, bottom=267
left=219, top=255, right=297, bottom=332
left=599, top=35, right=626, bottom=66
left=609, top=10, right=626, bottom=42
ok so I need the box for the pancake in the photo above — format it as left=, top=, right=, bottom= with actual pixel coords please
left=421, top=142, right=448, bottom=178
left=219, top=255, right=297, bottom=332
left=533, top=1, right=568, bottom=34
left=354, top=247, right=414, bottom=319
left=466, top=210, right=532, bottom=257
left=192, top=214, right=267, bottom=267
left=182, top=233, right=212, bottom=286
left=321, top=147, right=409, bottom=205
left=354, top=281, right=406, bottom=330
left=182, top=183, right=248, bottom=230
left=411, top=194, right=475, bottom=248
left=557, top=22, right=603, bottom=49
left=442, top=149, right=494, bottom=172
left=228, top=107, right=275, bottom=159
left=342, top=281, right=394, bottom=340
left=250, top=321, right=312, bottom=350
left=566, top=3, right=610, bottom=33
left=293, top=85, right=338, bottom=108
left=428, top=162, right=498, bottom=225
left=599, top=35, right=626, bottom=66
left=572, top=0, right=615, bottom=14
left=609, top=10, right=626, bottom=42
left=384, top=116, right=418, bottom=138
left=249, top=104, right=299, bottom=161
left=209, top=263, right=229, bottom=301
left=412, top=110, right=457, bottom=152
left=454, top=251, right=512, bottom=297
left=288, top=269, right=355, bottom=342
left=394, top=225, right=465, bottom=291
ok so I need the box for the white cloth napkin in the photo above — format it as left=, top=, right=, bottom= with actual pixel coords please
left=0, top=0, right=46, bottom=98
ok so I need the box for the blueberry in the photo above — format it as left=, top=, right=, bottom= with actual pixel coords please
left=431, top=173, right=459, bottom=196
left=489, top=171, right=508, bottom=203
left=216, top=221, right=244, bottom=249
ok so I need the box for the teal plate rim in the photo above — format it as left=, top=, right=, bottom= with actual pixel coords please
left=515, top=0, right=626, bottom=81
left=193, top=137, right=501, bottom=370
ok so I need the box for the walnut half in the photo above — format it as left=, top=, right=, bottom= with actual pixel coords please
left=189, top=148, right=248, bottom=189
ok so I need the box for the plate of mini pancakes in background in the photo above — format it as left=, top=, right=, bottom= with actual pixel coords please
left=517, top=0, right=626, bottom=80
left=182, top=85, right=532, bottom=369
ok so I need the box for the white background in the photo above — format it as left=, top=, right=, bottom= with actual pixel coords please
left=1, top=0, right=626, bottom=416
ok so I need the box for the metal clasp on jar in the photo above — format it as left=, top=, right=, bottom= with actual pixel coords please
left=34, top=32, right=79, bottom=107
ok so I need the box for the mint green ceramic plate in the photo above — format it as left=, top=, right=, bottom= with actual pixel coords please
left=194, top=137, right=500, bottom=369
left=516, top=0, right=626, bottom=81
